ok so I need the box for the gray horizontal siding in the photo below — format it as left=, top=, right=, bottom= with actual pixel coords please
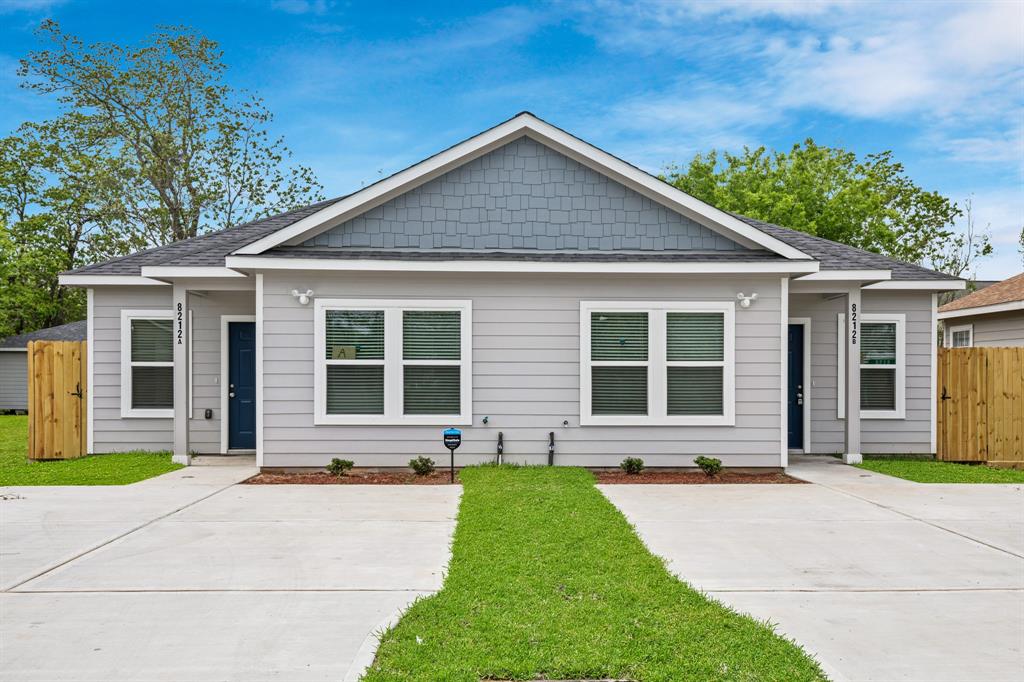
left=790, top=291, right=934, bottom=455
left=0, top=351, right=27, bottom=410
left=261, top=271, right=784, bottom=468
left=949, top=311, right=1024, bottom=347
left=302, top=137, right=746, bottom=253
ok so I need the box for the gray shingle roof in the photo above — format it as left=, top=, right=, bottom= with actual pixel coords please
left=0, top=320, right=87, bottom=349
left=261, top=247, right=791, bottom=263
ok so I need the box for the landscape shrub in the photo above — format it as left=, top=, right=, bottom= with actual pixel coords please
left=409, top=456, right=436, bottom=476
left=694, top=456, right=722, bottom=477
left=327, top=458, right=354, bottom=476
left=619, top=457, right=645, bottom=475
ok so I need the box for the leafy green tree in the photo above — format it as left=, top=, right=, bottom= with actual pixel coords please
left=663, top=140, right=988, bottom=275
left=18, top=20, right=323, bottom=245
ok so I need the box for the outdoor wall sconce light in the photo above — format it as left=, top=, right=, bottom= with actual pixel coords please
left=736, top=292, right=759, bottom=308
left=292, top=289, right=314, bottom=305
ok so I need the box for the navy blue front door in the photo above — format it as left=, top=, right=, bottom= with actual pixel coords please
left=787, top=324, right=805, bottom=450
left=228, top=322, right=256, bottom=450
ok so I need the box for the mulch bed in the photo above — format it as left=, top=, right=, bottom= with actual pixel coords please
left=245, top=470, right=458, bottom=485
left=594, top=470, right=806, bottom=484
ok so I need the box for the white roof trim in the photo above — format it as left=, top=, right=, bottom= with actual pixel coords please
left=938, top=299, right=1024, bottom=319
left=796, top=270, right=891, bottom=281
left=140, top=266, right=249, bottom=279
left=865, top=280, right=965, bottom=291
left=59, top=274, right=168, bottom=287
left=224, top=255, right=819, bottom=275
left=233, top=113, right=811, bottom=260
left=0, top=348, right=27, bottom=352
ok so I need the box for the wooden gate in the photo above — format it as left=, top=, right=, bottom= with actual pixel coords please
left=27, top=340, right=87, bottom=460
left=937, top=347, right=1024, bottom=466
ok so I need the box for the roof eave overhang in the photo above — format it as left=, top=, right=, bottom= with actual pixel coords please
left=232, top=113, right=812, bottom=261
left=865, top=280, right=966, bottom=292
left=224, top=254, right=819, bottom=275
left=938, top=299, right=1024, bottom=319
left=58, top=274, right=168, bottom=287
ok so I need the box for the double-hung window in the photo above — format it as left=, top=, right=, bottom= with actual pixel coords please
left=121, top=310, right=174, bottom=418
left=581, top=301, right=735, bottom=425
left=838, top=313, right=905, bottom=419
left=948, top=324, right=973, bottom=348
left=314, top=299, right=472, bottom=425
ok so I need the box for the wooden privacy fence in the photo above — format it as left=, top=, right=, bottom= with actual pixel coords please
left=937, top=347, right=1023, bottom=466
left=27, top=340, right=87, bottom=460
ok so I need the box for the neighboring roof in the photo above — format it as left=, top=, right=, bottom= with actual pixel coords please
left=59, top=112, right=959, bottom=284
left=0, top=320, right=87, bottom=350
left=939, top=272, right=1024, bottom=314
left=734, top=216, right=959, bottom=281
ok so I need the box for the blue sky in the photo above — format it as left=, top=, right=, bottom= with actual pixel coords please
left=1, top=0, right=1021, bottom=278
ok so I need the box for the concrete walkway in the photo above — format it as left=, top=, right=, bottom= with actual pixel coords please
left=0, top=458, right=460, bottom=681
left=600, top=456, right=1024, bottom=682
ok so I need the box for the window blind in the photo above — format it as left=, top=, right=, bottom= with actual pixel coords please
left=403, top=311, right=461, bottom=360
left=591, top=312, right=648, bottom=361
left=325, top=310, right=384, bottom=360
left=132, top=366, right=173, bottom=409
left=861, top=368, right=896, bottom=411
left=667, top=313, right=724, bottom=361
left=131, top=319, right=172, bottom=363
left=404, top=365, right=460, bottom=414
left=592, top=366, right=647, bottom=415
left=861, top=323, right=896, bottom=365
left=667, top=366, right=723, bottom=415
left=326, top=365, right=385, bottom=414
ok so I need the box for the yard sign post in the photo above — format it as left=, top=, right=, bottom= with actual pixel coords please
left=443, top=427, right=461, bottom=483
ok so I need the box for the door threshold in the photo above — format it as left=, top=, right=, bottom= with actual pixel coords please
left=226, top=449, right=256, bottom=455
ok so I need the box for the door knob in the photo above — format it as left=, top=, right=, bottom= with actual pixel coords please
left=229, top=392, right=236, bottom=398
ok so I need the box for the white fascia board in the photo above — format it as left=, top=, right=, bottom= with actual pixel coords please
left=58, top=274, right=168, bottom=287
left=225, top=255, right=820, bottom=275
left=0, top=348, right=27, bottom=352
left=140, top=266, right=248, bottom=279
left=795, top=270, right=891, bottom=281
left=233, top=113, right=811, bottom=261
left=937, top=299, right=1024, bottom=320
left=865, top=279, right=965, bottom=291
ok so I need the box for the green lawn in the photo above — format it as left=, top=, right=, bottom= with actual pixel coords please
left=857, top=458, right=1024, bottom=484
left=363, top=466, right=825, bottom=682
left=0, top=415, right=181, bottom=486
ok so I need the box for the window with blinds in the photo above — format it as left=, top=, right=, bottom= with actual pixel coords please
left=582, top=302, right=734, bottom=425
left=859, top=322, right=896, bottom=411
left=316, top=300, right=471, bottom=424
left=127, top=316, right=173, bottom=411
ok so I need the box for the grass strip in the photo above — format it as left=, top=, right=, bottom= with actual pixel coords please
left=0, top=415, right=181, bottom=485
left=857, top=458, right=1024, bottom=483
left=364, top=465, right=825, bottom=681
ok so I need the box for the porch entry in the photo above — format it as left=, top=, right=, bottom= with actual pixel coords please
left=228, top=321, right=256, bottom=450
left=787, top=323, right=805, bottom=450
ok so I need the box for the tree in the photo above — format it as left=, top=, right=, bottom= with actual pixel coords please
left=662, top=140, right=985, bottom=274
left=18, top=20, right=323, bottom=246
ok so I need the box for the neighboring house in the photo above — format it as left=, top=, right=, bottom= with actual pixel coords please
left=58, top=113, right=964, bottom=470
left=0, top=320, right=88, bottom=411
left=938, top=272, right=1024, bottom=347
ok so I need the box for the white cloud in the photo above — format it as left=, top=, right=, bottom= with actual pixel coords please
left=271, top=0, right=330, bottom=16
left=0, top=0, right=63, bottom=13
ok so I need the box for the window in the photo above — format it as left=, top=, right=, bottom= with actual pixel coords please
left=314, top=299, right=471, bottom=425
left=948, top=324, right=973, bottom=348
left=121, top=310, right=174, bottom=418
left=837, top=313, right=905, bottom=419
left=581, top=301, right=734, bottom=425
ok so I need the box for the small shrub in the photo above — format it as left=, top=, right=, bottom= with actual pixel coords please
left=620, top=457, right=645, bottom=475
left=694, top=456, right=722, bottom=477
left=327, top=458, right=354, bottom=477
left=409, top=456, right=436, bottom=476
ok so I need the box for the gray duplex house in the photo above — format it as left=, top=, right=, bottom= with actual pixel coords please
left=59, top=113, right=964, bottom=470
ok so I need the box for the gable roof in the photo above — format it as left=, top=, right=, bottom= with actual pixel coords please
left=0, top=320, right=87, bottom=350
left=58, top=112, right=961, bottom=285
left=938, top=272, right=1024, bottom=315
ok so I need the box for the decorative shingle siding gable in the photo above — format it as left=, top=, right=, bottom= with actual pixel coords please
left=303, top=137, right=746, bottom=252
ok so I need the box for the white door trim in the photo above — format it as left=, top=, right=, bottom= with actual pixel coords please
left=220, top=314, right=257, bottom=454
left=788, top=317, right=812, bottom=454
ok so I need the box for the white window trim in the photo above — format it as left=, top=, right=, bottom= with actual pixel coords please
left=314, top=298, right=472, bottom=425
left=837, top=313, right=906, bottom=420
left=947, top=323, right=973, bottom=348
left=120, top=309, right=174, bottom=419
left=580, top=301, right=735, bottom=426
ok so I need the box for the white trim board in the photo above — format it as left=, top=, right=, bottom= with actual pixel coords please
left=234, top=113, right=811, bottom=260
left=930, top=293, right=937, bottom=454
left=255, top=274, right=264, bottom=467
left=220, top=315, right=257, bottom=454
left=796, top=270, right=890, bottom=281
left=59, top=274, right=168, bottom=287
left=87, top=289, right=95, bottom=454
left=865, top=280, right=965, bottom=291
left=937, top=299, right=1024, bottom=319
left=579, top=300, right=736, bottom=427
left=787, top=316, right=812, bottom=456
left=837, top=312, right=907, bottom=420
left=225, top=255, right=819, bottom=275
left=119, top=309, right=174, bottom=419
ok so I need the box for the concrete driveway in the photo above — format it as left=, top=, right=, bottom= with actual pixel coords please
left=600, top=456, right=1024, bottom=682
left=0, top=458, right=460, bottom=681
